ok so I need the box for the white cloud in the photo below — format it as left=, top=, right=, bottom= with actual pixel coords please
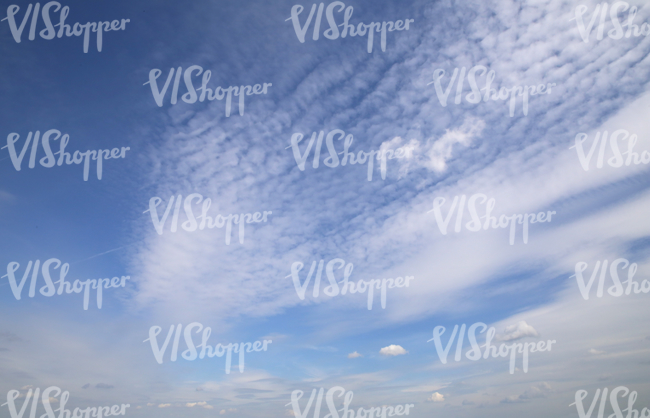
left=588, top=348, right=605, bottom=355
left=158, top=404, right=171, bottom=408
left=379, top=345, right=408, bottom=356
left=427, top=392, right=445, bottom=402
left=348, top=351, right=363, bottom=359
left=497, top=321, right=540, bottom=341
left=420, top=117, right=485, bottom=173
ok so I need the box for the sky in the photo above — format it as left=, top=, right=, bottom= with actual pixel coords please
left=1, top=0, right=650, bottom=417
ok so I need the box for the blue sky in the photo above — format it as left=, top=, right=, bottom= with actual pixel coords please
left=2, top=0, right=650, bottom=417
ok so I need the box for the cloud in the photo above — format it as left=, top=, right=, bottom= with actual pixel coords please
left=158, top=404, right=171, bottom=408
left=402, top=384, right=448, bottom=393
left=379, top=345, right=408, bottom=356
left=589, top=348, right=605, bottom=355
left=3, top=0, right=650, bottom=416
left=95, top=383, right=114, bottom=389
left=419, top=117, right=486, bottom=173
left=187, top=402, right=213, bottom=409
left=500, top=395, right=526, bottom=404
left=348, top=351, right=363, bottom=359
left=497, top=321, right=540, bottom=341
left=502, top=383, right=552, bottom=404
left=427, top=392, right=445, bottom=402
left=518, top=383, right=552, bottom=400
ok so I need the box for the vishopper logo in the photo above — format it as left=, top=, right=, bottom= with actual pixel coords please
left=1, top=386, right=130, bottom=418
left=286, top=387, right=415, bottom=418
left=570, top=387, right=650, bottom=418
left=143, top=65, right=272, bottom=113
left=2, top=129, right=130, bottom=181
left=144, top=323, right=272, bottom=374
left=427, top=194, right=557, bottom=245
left=288, top=129, right=415, bottom=181
left=144, top=194, right=272, bottom=244
left=573, top=258, right=649, bottom=300
left=427, top=322, right=556, bottom=374
left=571, top=2, right=650, bottom=43
left=286, top=2, right=414, bottom=53
left=571, top=130, right=650, bottom=171
left=1, top=258, right=130, bottom=310
left=1, top=2, right=129, bottom=53
left=428, top=65, right=556, bottom=117
left=288, top=259, right=414, bottom=310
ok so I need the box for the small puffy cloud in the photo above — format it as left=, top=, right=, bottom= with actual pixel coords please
left=204, top=405, right=214, bottom=410
left=589, top=348, right=605, bottom=355
left=186, top=403, right=196, bottom=407
left=379, top=345, right=408, bottom=356
left=158, top=404, right=171, bottom=408
left=428, top=392, right=445, bottom=402
left=497, top=321, right=539, bottom=341
left=20, top=385, right=33, bottom=390
left=81, top=384, right=90, bottom=389
left=348, top=351, right=362, bottom=359
left=220, top=410, right=226, bottom=415
left=146, top=403, right=154, bottom=407
left=95, top=383, right=114, bottom=389
left=45, top=397, right=59, bottom=404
